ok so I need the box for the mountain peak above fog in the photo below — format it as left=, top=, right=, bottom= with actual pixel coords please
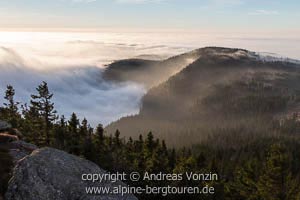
left=105, top=47, right=300, bottom=146
left=191, top=47, right=252, bottom=57
left=103, top=47, right=300, bottom=88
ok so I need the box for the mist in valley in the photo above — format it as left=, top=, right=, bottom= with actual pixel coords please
left=0, top=30, right=300, bottom=126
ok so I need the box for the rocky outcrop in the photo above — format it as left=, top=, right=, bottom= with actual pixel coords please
left=0, top=133, right=18, bottom=144
left=0, top=120, right=11, bottom=131
left=9, top=129, right=23, bottom=140
left=9, top=140, right=38, bottom=163
left=5, top=148, right=137, bottom=200
left=0, top=122, right=36, bottom=163
left=0, top=120, right=136, bottom=200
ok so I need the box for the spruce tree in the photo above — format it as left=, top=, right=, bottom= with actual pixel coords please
left=79, top=118, right=89, bottom=153
left=2, top=85, right=20, bottom=127
left=168, top=148, right=177, bottom=170
left=145, top=132, right=154, bottom=155
left=112, top=129, right=123, bottom=171
left=258, top=143, right=299, bottom=200
left=227, top=159, right=260, bottom=200
left=67, top=113, right=80, bottom=155
left=21, top=103, right=43, bottom=145
left=53, top=115, right=67, bottom=150
left=113, top=129, right=121, bottom=148
left=95, top=124, right=104, bottom=146
left=83, top=126, right=95, bottom=161
left=79, top=118, right=88, bottom=138
left=94, top=124, right=107, bottom=166
left=30, top=81, right=57, bottom=145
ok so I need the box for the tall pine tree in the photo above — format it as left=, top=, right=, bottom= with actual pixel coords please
left=30, top=81, right=57, bottom=145
left=67, top=113, right=80, bottom=155
left=2, top=85, right=20, bottom=127
left=258, top=143, right=299, bottom=200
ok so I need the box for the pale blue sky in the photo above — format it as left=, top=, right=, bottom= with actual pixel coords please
left=0, top=0, right=299, bottom=31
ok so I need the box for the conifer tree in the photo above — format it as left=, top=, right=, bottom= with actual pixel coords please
left=107, top=134, right=113, bottom=149
left=123, top=137, right=136, bottom=172
left=95, top=124, right=104, bottom=146
left=30, top=81, right=57, bottom=145
left=80, top=118, right=88, bottom=138
left=168, top=148, right=177, bottom=170
left=147, top=142, right=169, bottom=173
left=258, top=143, right=299, bottom=200
left=145, top=132, right=154, bottom=156
left=112, top=129, right=124, bottom=171
left=53, top=115, right=67, bottom=149
left=127, top=137, right=134, bottom=150
left=2, top=85, right=20, bottom=127
left=67, top=113, right=80, bottom=155
left=227, top=159, right=260, bottom=200
left=113, top=129, right=121, bottom=148
left=196, top=152, right=207, bottom=169
left=79, top=118, right=89, bottom=153
left=83, top=126, right=95, bottom=161
left=21, top=103, right=43, bottom=145
left=134, top=134, right=144, bottom=152
left=133, top=134, right=145, bottom=172
left=94, top=124, right=107, bottom=166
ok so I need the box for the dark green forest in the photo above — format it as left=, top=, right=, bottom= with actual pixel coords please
left=1, top=82, right=300, bottom=200
left=105, top=48, right=300, bottom=152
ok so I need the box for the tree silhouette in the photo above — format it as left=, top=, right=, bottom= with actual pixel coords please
left=30, top=81, right=57, bottom=145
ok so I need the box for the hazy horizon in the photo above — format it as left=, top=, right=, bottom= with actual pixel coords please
left=0, top=30, right=300, bottom=126
left=0, top=0, right=299, bottom=125
left=1, top=2, right=300, bottom=200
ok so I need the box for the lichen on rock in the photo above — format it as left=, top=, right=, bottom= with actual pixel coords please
left=5, top=148, right=137, bottom=200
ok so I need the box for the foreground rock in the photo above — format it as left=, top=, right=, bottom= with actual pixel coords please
left=9, top=140, right=38, bottom=163
left=5, top=148, right=138, bottom=200
left=0, top=120, right=11, bottom=131
left=0, top=133, right=18, bottom=144
left=0, top=122, right=36, bottom=163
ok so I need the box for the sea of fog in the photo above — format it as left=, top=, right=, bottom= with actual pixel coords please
left=0, top=30, right=300, bottom=126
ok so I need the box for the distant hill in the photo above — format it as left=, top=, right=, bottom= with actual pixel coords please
left=105, top=47, right=300, bottom=147
left=102, top=49, right=203, bottom=88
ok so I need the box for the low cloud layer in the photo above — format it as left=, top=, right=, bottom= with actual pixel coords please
left=0, top=31, right=299, bottom=126
left=0, top=46, right=146, bottom=126
left=0, top=31, right=192, bottom=126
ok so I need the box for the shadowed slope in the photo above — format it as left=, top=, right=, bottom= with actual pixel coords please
left=106, top=47, right=300, bottom=147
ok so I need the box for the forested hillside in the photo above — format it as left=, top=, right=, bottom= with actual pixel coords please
left=103, top=48, right=202, bottom=88
left=1, top=82, right=300, bottom=200
left=1, top=47, right=300, bottom=199
left=106, top=47, right=300, bottom=147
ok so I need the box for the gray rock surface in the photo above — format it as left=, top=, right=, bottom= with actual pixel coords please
left=0, top=133, right=18, bottom=143
left=10, top=140, right=38, bottom=152
left=5, top=148, right=138, bottom=200
left=0, top=120, right=11, bottom=131
left=9, top=140, right=38, bottom=163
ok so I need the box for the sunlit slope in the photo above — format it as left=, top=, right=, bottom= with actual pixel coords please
left=102, top=49, right=203, bottom=88
left=105, top=47, right=300, bottom=147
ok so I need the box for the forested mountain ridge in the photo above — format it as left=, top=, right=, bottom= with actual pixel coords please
left=102, top=48, right=204, bottom=88
left=1, top=47, right=300, bottom=200
left=106, top=47, right=300, bottom=147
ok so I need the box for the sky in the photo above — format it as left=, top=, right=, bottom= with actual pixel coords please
left=0, top=0, right=299, bottom=126
left=0, top=0, right=299, bottom=31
